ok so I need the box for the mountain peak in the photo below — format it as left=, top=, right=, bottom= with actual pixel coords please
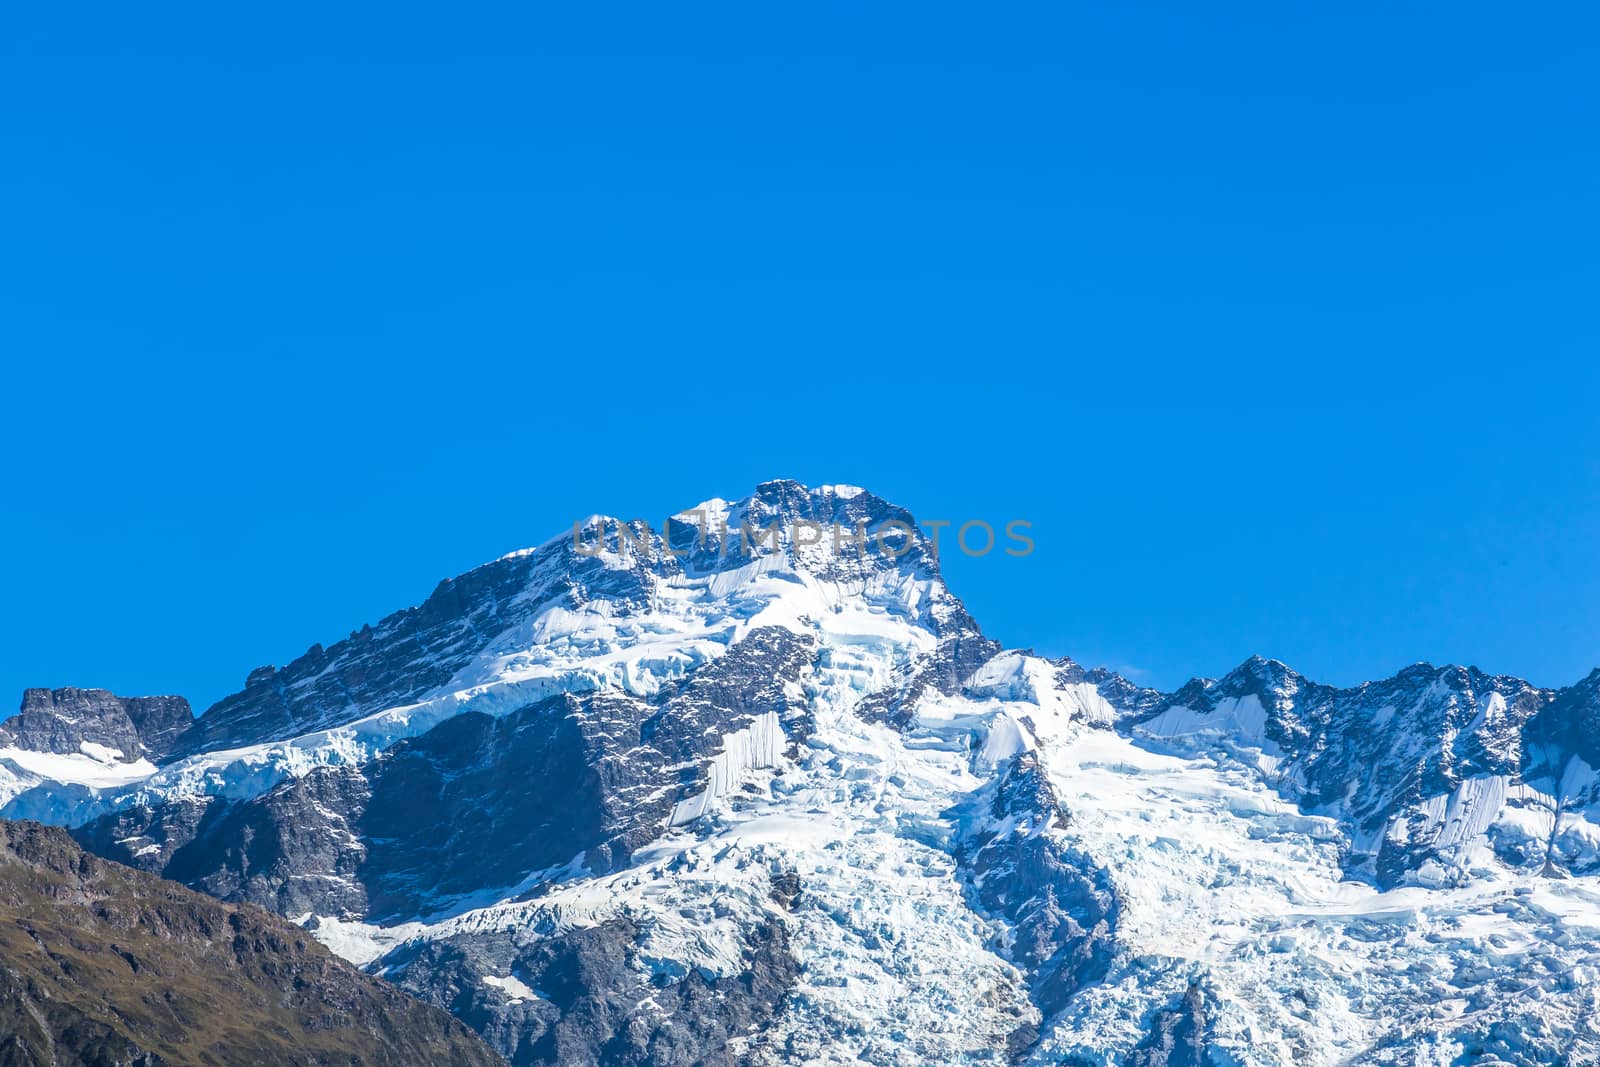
left=0, top=688, right=192, bottom=763
left=1233, top=653, right=1296, bottom=679
left=562, top=480, right=954, bottom=592
left=168, top=480, right=977, bottom=755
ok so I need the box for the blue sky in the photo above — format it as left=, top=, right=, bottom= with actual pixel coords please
left=3, top=2, right=1596, bottom=710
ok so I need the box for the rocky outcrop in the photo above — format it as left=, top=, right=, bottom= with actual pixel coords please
left=383, top=913, right=800, bottom=1067
left=1124, top=982, right=1211, bottom=1067
left=75, top=766, right=374, bottom=920
left=953, top=751, right=1120, bottom=1054
left=0, top=818, right=503, bottom=1066
left=0, top=688, right=193, bottom=762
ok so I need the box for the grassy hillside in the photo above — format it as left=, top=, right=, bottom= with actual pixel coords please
left=0, top=818, right=503, bottom=1066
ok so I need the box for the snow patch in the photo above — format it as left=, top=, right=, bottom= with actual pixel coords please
left=482, top=973, right=542, bottom=1003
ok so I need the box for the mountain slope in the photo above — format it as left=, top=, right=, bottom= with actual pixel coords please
left=3, top=480, right=1599, bottom=1065
left=0, top=818, right=504, bottom=1066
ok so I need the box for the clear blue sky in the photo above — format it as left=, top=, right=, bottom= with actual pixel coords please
left=3, top=2, right=1596, bottom=711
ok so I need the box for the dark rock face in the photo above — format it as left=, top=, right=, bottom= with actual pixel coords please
left=75, top=769, right=373, bottom=920
left=0, top=688, right=193, bottom=762
left=172, top=767, right=372, bottom=918
left=383, top=914, right=799, bottom=1067
left=1125, top=982, right=1211, bottom=1067
left=357, top=623, right=808, bottom=914
left=0, top=818, right=504, bottom=1067
left=119, top=695, right=195, bottom=760
left=1524, top=669, right=1600, bottom=773
left=359, top=695, right=605, bottom=918
left=953, top=752, right=1120, bottom=1055
left=72, top=794, right=219, bottom=877
left=1520, top=669, right=1600, bottom=876
left=78, top=626, right=819, bottom=924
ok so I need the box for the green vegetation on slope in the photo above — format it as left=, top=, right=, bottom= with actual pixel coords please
left=0, top=818, right=503, bottom=1066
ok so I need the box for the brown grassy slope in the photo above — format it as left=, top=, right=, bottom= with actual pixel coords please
left=0, top=818, right=504, bottom=1066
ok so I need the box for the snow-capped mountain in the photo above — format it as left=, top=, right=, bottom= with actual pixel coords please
left=4, top=480, right=1599, bottom=1066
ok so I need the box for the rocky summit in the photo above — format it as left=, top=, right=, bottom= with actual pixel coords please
left=4, top=480, right=1600, bottom=1065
